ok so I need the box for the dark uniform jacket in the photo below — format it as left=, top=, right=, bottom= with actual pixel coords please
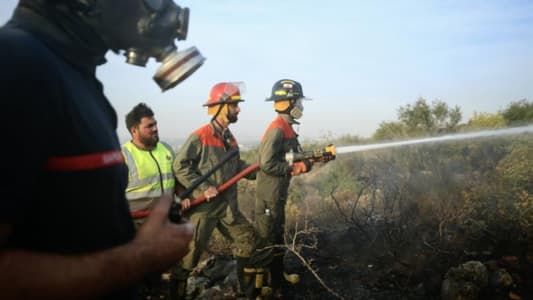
left=255, top=114, right=301, bottom=243
left=174, top=122, right=253, bottom=217
left=0, top=5, right=136, bottom=300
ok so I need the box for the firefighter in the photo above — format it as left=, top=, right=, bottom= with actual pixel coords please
left=254, top=79, right=314, bottom=298
left=173, top=82, right=262, bottom=299
left=122, top=102, right=186, bottom=300
left=0, top=1, right=197, bottom=299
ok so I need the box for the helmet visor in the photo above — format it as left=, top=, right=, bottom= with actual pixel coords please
left=225, top=81, right=246, bottom=103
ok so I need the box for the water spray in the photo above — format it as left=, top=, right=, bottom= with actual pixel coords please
left=336, top=125, right=533, bottom=155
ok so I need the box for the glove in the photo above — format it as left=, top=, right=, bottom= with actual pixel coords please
left=290, top=159, right=313, bottom=176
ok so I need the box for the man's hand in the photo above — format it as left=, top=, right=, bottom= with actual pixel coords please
left=290, top=159, right=313, bottom=176
left=0, top=194, right=194, bottom=300
left=180, top=198, right=191, bottom=210
left=203, top=186, right=218, bottom=202
left=134, top=194, right=194, bottom=273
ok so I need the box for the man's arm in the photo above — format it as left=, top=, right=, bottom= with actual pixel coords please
left=259, top=128, right=292, bottom=176
left=0, top=195, right=193, bottom=300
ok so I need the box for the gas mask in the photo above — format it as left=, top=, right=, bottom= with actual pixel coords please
left=129, top=0, right=205, bottom=91
left=93, top=0, right=205, bottom=91
left=290, top=98, right=304, bottom=120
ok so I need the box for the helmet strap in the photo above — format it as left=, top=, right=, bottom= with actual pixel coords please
left=211, top=103, right=224, bottom=121
left=210, top=92, right=232, bottom=121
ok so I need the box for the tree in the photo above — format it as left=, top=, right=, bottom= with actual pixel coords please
left=432, top=100, right=462, bottom=131
left=374, top=98, right=462, bottom=140
left=398, top=98, right=462, bottom=136
left=501, top=99, right=533, bottom=126
left=398, top=98, right=434, bottom=134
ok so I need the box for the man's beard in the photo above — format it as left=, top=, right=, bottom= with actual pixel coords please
left=140, top=134, right=159, bottom=148
left=227, top=113, right=238, bottom=123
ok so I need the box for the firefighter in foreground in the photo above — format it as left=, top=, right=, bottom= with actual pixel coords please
left=255, top=79, right=323, bottom=298
left=173, top=82, right=263, bottom=299
left=122, top=102, right=188, bottom=299
left=0, top=1, right=199, bottom=299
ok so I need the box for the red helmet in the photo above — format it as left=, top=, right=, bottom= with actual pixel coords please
left=203, top=82, right=245, bottom=107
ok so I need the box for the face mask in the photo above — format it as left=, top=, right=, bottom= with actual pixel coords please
left=96, top=0, right=205, bottom=91
left=289, top=98, right=304, bottom=119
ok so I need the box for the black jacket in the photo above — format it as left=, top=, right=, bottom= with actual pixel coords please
left=0, top=4, right=136, bottom=300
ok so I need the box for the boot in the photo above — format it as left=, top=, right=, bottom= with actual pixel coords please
left=236, top=257, right=256, bottom=299
left=269, top=254, right=284, bottom=294
left=283, top=272, right=300, bottom=285
left=255, top=268, right=272, bottom=300
left=269, top=255, right=299, bottom=299
left=169, top=267, right=190, bottom=300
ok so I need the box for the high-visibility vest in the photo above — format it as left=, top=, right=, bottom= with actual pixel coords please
left=122, top=141, right=175, bottom=200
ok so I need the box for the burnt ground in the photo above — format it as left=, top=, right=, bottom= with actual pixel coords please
left=280, top=228, right=441, bottom=300
left=142, top=224, right=532, bottom=300
left=282, top=227, right=533, bottom=300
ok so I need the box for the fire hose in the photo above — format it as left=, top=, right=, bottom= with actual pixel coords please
left=131, top=148, right=239, bottom=222
left=131, top=162, right=259, bottom=219
left=187, top=163, right=259, bottom=207
left=130, top=144, right=336, bottom=221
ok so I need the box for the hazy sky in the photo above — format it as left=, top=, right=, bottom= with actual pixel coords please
left=2, top=0, right=532, bottom=143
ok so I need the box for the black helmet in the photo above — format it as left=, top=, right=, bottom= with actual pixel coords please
left=266, top=79, right=309, bottom=102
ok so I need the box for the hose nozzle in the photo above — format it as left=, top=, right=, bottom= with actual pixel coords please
left=285, top=144, right=336, bottom=165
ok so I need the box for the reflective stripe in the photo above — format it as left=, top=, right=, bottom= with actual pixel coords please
left=122, top=148, right=138, bottom=179
left=126, top=187, right=174, bottom=200
left=44, top=150, right=124, bottom=171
